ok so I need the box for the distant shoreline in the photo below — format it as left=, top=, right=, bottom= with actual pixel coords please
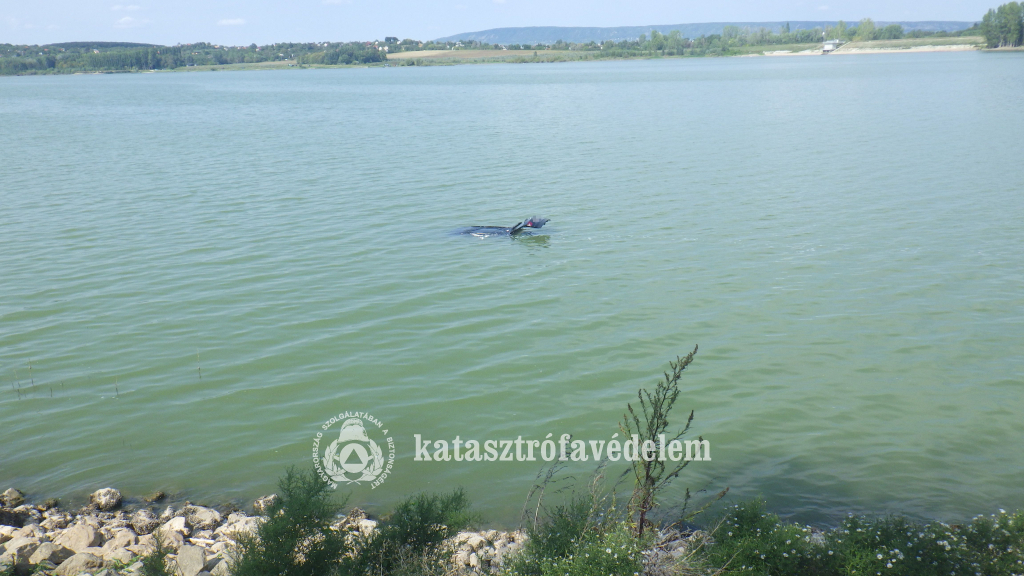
left=1, top=36, right=995, bottom=77
left=750, top=43, right=982, bottom=57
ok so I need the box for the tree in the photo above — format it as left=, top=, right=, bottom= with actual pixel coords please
left=826, top=20, right=848, bottom=40
left=877, top=24, right=904, bottom=40
left=982, top=2, right=1024, bottom=47
left=855, top=18, right=877, bottom=41
left=1001, top=2, right=1023, bottom=46
left=649, top=30, right=665, bottom=50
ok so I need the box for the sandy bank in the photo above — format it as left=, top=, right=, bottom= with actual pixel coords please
left=385, top=49, right=570, bottom=60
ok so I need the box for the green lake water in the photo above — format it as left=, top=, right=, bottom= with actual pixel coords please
left=1, top=52, right=1022, bottom=526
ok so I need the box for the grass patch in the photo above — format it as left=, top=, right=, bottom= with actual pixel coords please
left=507, top=494, right=648, bottom=576
left=167, top=60, right=300, bottom=72
left=840, top=36, right=984, bottom=50
left=349, top=488, right=474, bottom=576
left=729, top=43, right=821, bottom=55
left=700, top=499, right=1024, bottom=575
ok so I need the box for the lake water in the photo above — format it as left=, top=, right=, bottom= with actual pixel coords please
left=2, top=52, right=1022, bottom=526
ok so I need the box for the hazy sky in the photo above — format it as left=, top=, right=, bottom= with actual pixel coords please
left=3, top=0, right=994, bottom=46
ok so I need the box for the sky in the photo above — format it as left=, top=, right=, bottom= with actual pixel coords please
left=2, top=0, right=995, bottom=46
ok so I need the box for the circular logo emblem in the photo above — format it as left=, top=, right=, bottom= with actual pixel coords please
left=313, top=411, right=394, bottom=489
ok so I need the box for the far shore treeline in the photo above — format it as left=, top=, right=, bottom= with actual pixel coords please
left=2, top=6, right=1021, bottom=76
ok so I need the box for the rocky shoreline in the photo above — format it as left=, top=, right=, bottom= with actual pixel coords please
left=0, top=487, right=545, bottom=576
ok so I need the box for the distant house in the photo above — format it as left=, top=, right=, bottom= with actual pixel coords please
left=385, top=37, right=399, bottom=43
left=823, top=39, right=843, bottom=53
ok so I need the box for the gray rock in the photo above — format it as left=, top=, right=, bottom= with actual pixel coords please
left=28, top=542, right=75, bottom=565
left=105, top=546, right=135, bottom=565
left=145, top=491, right=167, bottom=503
left=252, top=494, right=279, bottom=515
left=11, top=524, right=44, bottom=540
left=80, top=514, right=103, bottom=529
left=0, top=488, right=25, bottom=508
left=176, top=544, right=206, bottom=576
left=356, top=519, right=377, bottom=536
left=132, top=509, right=161, bottom=535
left=54, top=552, right=104, bottom=576
left=0, top=541, right=38, bottom=571
left=12, top=506, right=41, bottom=525
left=160, top=506, right=177, bottom=521
left=185, top=506, right=223, bottom=531
left=159, top=517, right=191, bottom=537
left=80, top=545, right=107, bottom=557
left=156, top=529, right=185, bottom=551
left=103, top=527, right=138, bottom=551
left=206, top=557, right=232, bottom=576
left=2, top=536, right=41, bottom=558
left=127, top=534, right=157, bottom=557
left=34, top=559, right=59, bottom=572
left=225, top=512, right=248, bottom=524
left=40, top=512, right=71, bottom=531
left=213, top=517, right=260, bottom=541
left=94, top=570, right=112, bottom=576
left=0, top=509, right=26, bottom=529
left=465, top=534, right=487, bottom=551
left=89, top=488, right=122, bottom=511
left=55, top=523, right=103, bottom=552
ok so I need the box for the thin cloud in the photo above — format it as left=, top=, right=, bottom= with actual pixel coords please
left=217, top=18, right=246, bottom=26
left=6, top=16, right=37, bottom=29
left=111, top=4, right=141, bottom=11
left=322, top=0, right=352, bottom=4
left=114, top=16, right=148, bottom=28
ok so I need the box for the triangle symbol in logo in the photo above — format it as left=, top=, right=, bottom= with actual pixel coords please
left=344, top=449, right=364, bottom=466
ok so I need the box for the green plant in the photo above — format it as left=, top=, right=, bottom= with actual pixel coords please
left=698, top=500, right=1024, bottom=576
left=107, top=554, right=140, bottom=572
left=622, top=346, right=724, bottom=535
left=230, top=466, right=351, bottom=576
left=702, top=499, right=824, bottom=575
left=507, top=519, right=647, bottom=576
left=960, top=509, right=1024, bottom=575
left=348, top=489, right=473, bottom=576
left=508, top=469, right=639, bottom=576
left=383, top=546, right=456, bottom=576
left=524, top=495, right=598, bottom=562
left=541, top=522, right=646, bottom=576
left=140, top=531, right=174, bottom=576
